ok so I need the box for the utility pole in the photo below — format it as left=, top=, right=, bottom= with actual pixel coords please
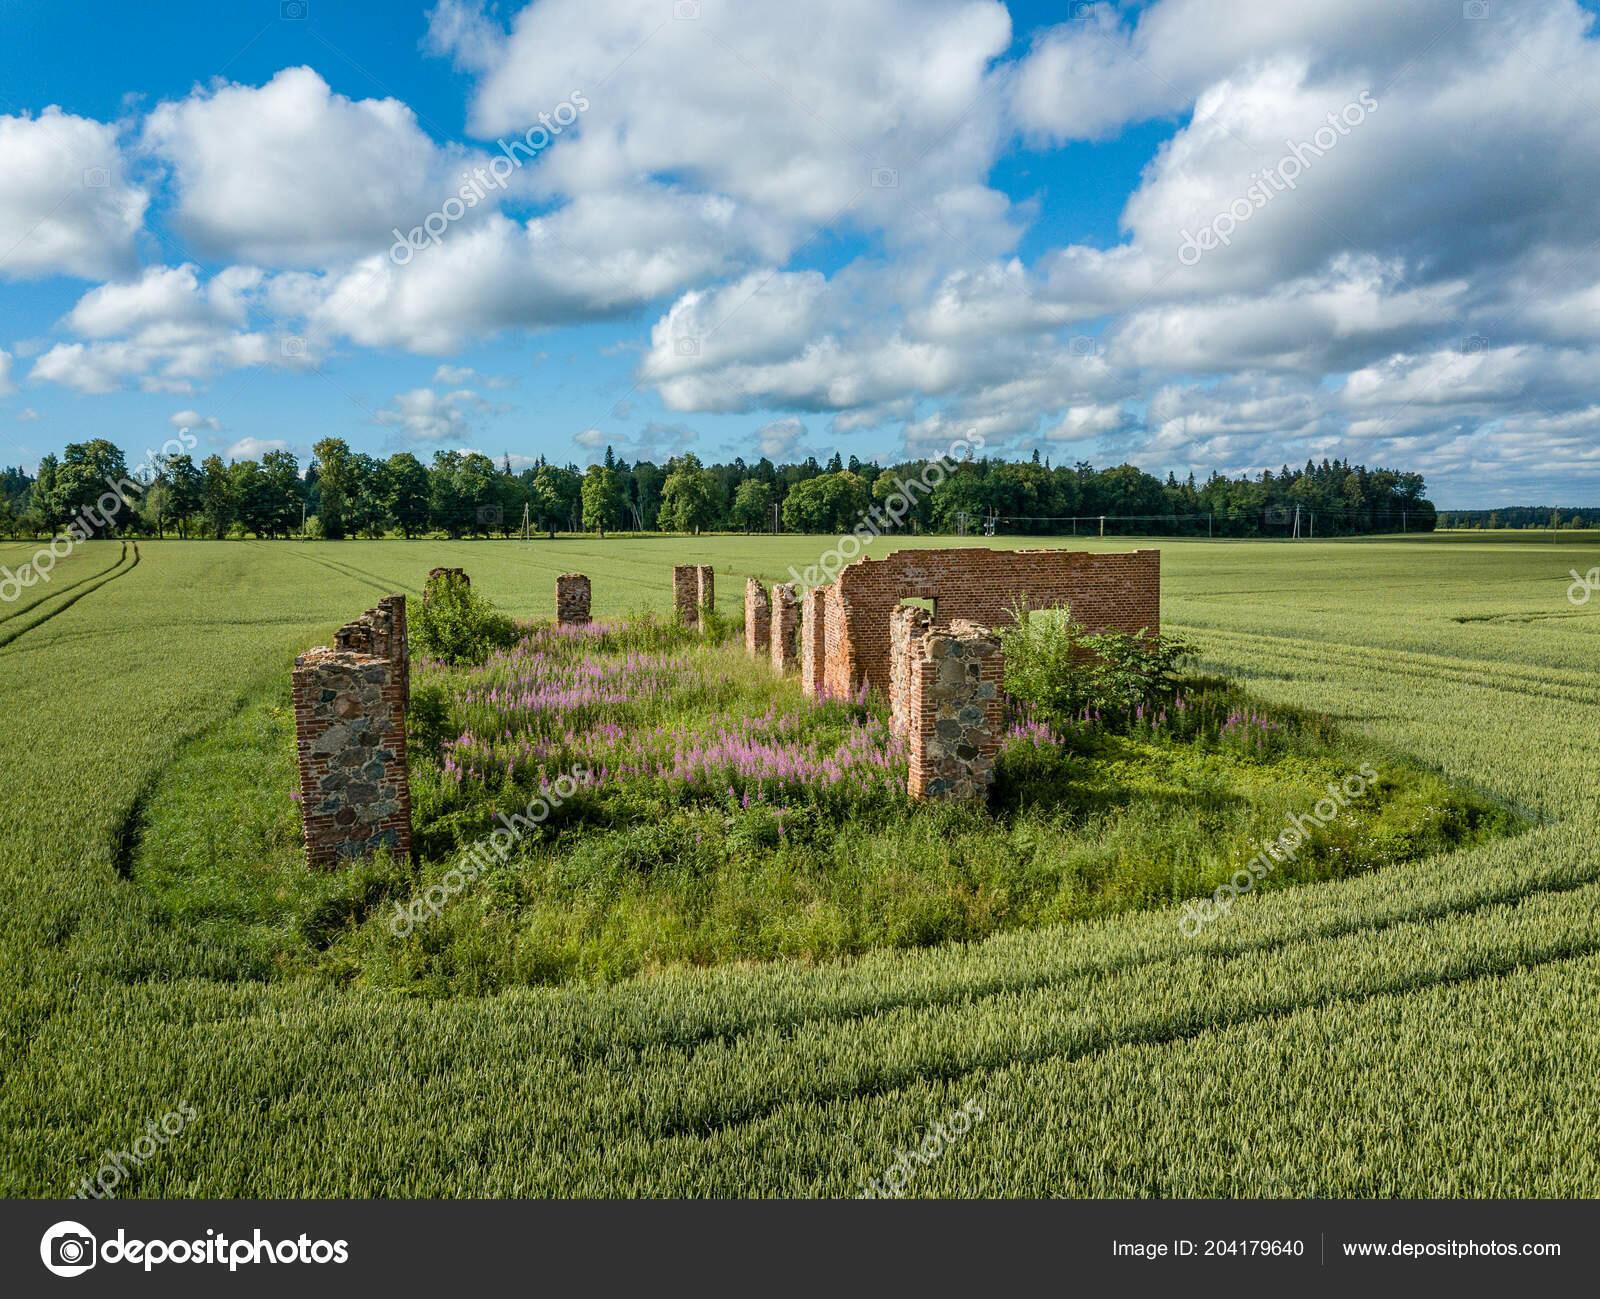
left=1099, top=515, right=1105, bottom=538
left=1208, top=512, right=1212, bottom=539
left=521, top=501, right=530, bottom=541
left=1310, top=511, right=1315, bottom=539
left=1292, top=504, right=1301, bottom=539
left=772, top=501, right=780, bottom=535
left=1402, top=509, right=1407, bottom=533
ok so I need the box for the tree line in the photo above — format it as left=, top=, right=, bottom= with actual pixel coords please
left=1436, top=508, right=1593, bottom=530
left=0, top=438, right=1436, bottom=540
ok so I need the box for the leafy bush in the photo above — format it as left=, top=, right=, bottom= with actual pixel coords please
left=411, top=573, right=521, bottom=666
left=407, top=682, right=452, bottom=760
left=998, top=600, right=1196, bottom=728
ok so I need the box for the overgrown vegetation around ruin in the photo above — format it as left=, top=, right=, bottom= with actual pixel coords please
left=127, top=598, right=1515, bottom=989
left=7, top=536, right=1596, bottom=1198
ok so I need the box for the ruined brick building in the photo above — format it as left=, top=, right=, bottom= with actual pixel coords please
left=797, top=547, right=1160, bottom=699
left=748, top=546, right=1162, bottom=800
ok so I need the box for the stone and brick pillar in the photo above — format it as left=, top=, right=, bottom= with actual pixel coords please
left=744, top=578, right=770, bottom=656
left=556, top=573, right=591, bottom=626
left=672, top=565, right=699, bottom=628
left=801, top=587, right=826, bottom=696
left=888, top=603, right=930, bottom=738
left=427, top=566, right=469, bottom=587
left=696, top=565, right=715, bottom=628
left=893, top=617, right=1003, bottom=801
left=770, top=582, right=800, bottom=672
left=293, top=597, right=413, bottom=867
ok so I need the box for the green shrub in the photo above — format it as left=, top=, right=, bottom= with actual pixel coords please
left=411, top=573, right=521, bottom=665
left=407, top=682, right=452, bottom=760
left=998, top=599, right=1197, bottom=728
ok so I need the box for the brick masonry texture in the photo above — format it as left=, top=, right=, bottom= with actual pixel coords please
left=802, top=547, right=1160, bottom=699
left=744, top=578, right=771, bottom=656
left=888, top=602, right=930, bottom=740
left=771, top=582, right=799, bottom=673
left=292, top=595, right=413, bottom=869
left=696, top=565, right=714, bottom=630
left=556, top=573, right=591, bottom=626
left=894, top=615, right=1004, bottom=801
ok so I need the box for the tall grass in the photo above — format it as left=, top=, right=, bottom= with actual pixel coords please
left=1, top=536, right=1597, bottom=1195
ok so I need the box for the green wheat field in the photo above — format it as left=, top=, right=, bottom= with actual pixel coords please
left=3, top=531, right=1599, bottom=1197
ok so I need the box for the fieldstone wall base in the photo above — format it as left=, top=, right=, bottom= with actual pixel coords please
left=293, top=596, right=412, bottom=868
left=672, top=565, right=699, bottom=628
left=893, top=615, right=1003, bottom=801
left=556, top=573, right=592, bottom=626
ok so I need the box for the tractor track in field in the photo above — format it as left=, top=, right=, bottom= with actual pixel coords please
left=552, top=860, right=1588, bottom=1074
left=0, top=543, right=139, bottom=654
left=0, top=544, right=126, bottom=627
left=247, top=541, right=416, bottom=598
left=634, top=928, right=1600, bottom=1148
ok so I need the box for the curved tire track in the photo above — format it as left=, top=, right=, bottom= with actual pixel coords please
left=0, top=543, right=126, bottom=627
left=0, top=542, right=139, bottom=654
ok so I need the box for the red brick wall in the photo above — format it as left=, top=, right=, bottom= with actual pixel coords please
left=888, top=603, right=929, bottom=738
left=293, top=596, right=413, bottom=868
left=823, top=547, right=1160, bottom=696
left=744, top=578, right=771, bottom=657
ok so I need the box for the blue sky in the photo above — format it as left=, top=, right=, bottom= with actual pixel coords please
left=3, top=0, right=1599, bottom=505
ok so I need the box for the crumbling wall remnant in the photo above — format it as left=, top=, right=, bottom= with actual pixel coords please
left=672, top=564, right=715, bottom=630
left=770, top=582, right=799, bottom=672
left=891, top=613, right=1004, bottom=801
left=744, top=578, right=770, bottom=656
left=802, top=547, right=1160, bottom=699
left=293, top=595, right=413, bottom=868
left=556, top=573, right=591, bottom=626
